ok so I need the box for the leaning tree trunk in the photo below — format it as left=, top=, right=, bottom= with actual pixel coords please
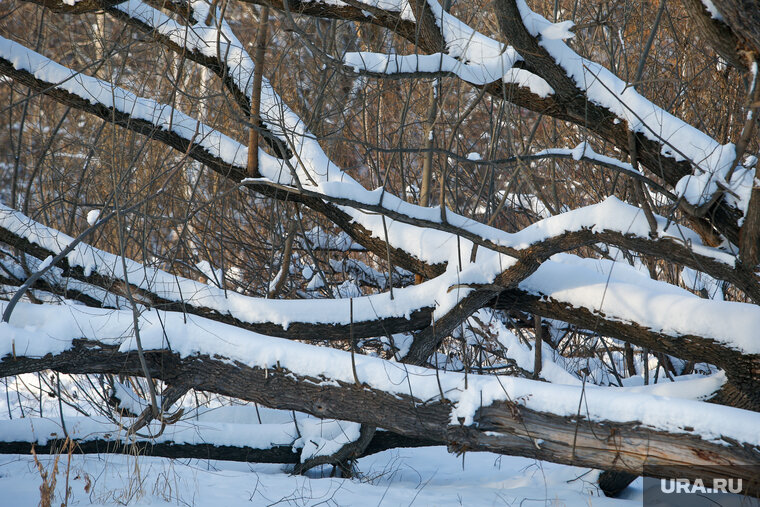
left=2, top=341, right=759, bottom=497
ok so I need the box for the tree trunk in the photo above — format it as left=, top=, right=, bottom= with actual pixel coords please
left=2, top=341, right=759, bottom=497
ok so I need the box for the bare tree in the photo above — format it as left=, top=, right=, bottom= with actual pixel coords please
left=0, top=0, right=759, bottom=496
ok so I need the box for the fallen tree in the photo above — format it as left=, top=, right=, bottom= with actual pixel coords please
left=2, top=323, right=760, bottom=495
left=0, top=0, right=759, bottom=499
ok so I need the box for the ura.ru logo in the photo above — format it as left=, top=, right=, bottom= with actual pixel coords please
left=660, top=478, right=742, bottom=494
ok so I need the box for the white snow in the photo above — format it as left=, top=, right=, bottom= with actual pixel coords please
left=4, top=191, right=751, bottom=358
left=0, top=448, right=641, bottom=506
left=535, top=141, right=642, bottom=176
left=701, top=0, right=723, bottom=20
left=0, top=35, right=258, bottom=172
left=0, top=204, right=436, bottom=328
left=519, top=254, right=760, bottom=355
left=0, top=2, right=755, bottom=504
left=512, top=0, right=751, bottom=211
left=195, top=260, right=223, bottom=287
left=502, top=68, right=554, bottom=97
left=295, top=419, right=361, bottom=461
left=36, top=255, right=53, bottom=272
left=619, top=371, right=725, bottom=401
left=489, top=314, right=580, bottom=385
left=86, top=209, right=100, bottom=226
left=301, top=226, right=365, bottom=251
left=3, top=299, right=760, bottom=446
left=343, top=51, right=517, bottom=85
left=425, top=0, right=515, bottom=63
left=540, top=20, right=575, bottom=40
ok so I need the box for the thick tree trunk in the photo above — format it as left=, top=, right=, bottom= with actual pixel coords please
left=2, top=341, right=759, bottom=496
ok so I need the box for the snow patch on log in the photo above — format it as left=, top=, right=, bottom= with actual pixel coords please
left=2, top=301, right=760, bottom=447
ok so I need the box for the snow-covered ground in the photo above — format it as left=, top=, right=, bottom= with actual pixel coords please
left=0, top=388, right=643, bottom=506
left=0, top=1, right=753, bottom=504
left=0, top=446, right=641, bottom=506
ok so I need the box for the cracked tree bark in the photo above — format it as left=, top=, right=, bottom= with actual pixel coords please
left=2, top=341, right=759, bottom=496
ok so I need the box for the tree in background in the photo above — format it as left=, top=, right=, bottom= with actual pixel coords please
left=0, top=0, right=759, bottom=497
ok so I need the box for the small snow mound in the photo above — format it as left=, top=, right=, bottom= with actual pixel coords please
left=86, top=209, right=100, bottom=226
left=701, top=0, right=723, bottom=20
left=541, top=21, right=575, bottom=40
left=570, top=141, right=589, bottom=160
left=466, top=152, right=482, bottom=161
left=196, top=260, right=223, bottom=287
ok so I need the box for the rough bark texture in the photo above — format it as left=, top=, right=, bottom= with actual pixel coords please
left=2, top=341, right=759, bottom=496
left=714, top=0, right=760, bottom=61
left=682, top=0, right=747, bottom=71
left=492, top=288, right=760, bottom=411
left=598, top=471, right=638, bottom=497
left=741, top=186, right=760, bottom=268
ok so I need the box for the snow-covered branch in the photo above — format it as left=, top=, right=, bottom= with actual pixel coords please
left=195, top=0, right=753, bottom=245
left=0, top=204, right=434, bottom=340
left=1, top=306, right=760, bottom=495
left=3, top=0, right=760, bottom=499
